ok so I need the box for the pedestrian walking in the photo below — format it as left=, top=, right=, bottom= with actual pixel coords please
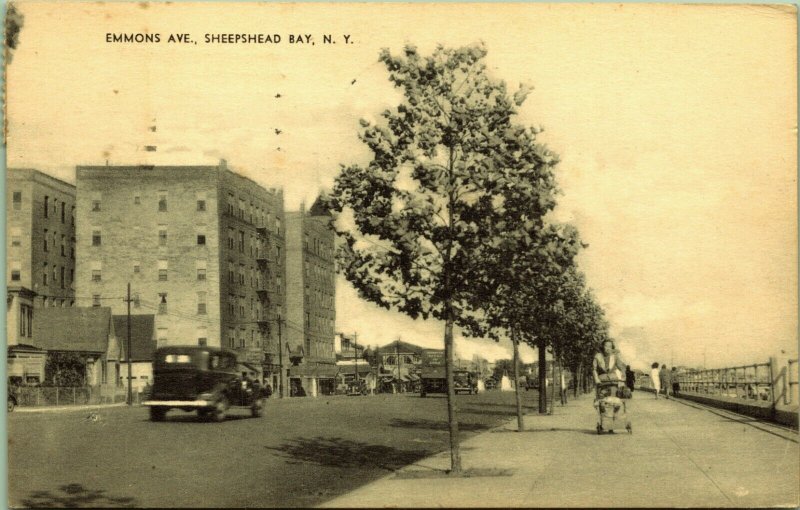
left=625, top=365, right=636, bottom=395
left=650, top=362, right=661, bottom=399
left=660, top=364, right=671, bottom=399
left=671, top=367, right=680, bottom=394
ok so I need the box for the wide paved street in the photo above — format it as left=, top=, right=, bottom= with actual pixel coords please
left=8, top=390, right=544, bottom=508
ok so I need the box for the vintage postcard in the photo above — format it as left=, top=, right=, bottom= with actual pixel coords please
left=5, top=2, right=798, bottom=508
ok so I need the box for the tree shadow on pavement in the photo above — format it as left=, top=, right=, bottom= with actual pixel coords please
left=389, top=418, right=491, bottom=432
left=21, top=483, right=137, bottom=508
left=265, top=437, right=433, bottom=471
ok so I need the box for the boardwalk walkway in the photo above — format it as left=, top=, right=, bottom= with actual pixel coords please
left=321, top=392, right=799, bottom=508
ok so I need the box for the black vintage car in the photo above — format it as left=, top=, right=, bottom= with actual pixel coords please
left=144, top=346, right=265, bottom=422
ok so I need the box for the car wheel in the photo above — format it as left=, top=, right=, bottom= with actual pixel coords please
left=212, top=396, right=228, bottom=422
left=149, top=406, right=167, bottom=422
left=7, top=397, right=16, bottom=413
left=251, top=398, right=264, bottom=418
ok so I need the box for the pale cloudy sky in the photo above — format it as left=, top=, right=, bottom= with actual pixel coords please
left=6, top=3, right=797, bottom=369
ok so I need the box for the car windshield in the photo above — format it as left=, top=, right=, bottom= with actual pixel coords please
left=163, top=354, right=192, bottom=364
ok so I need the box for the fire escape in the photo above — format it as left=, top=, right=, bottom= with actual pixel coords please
left=255, top=225, right=278, bottom=367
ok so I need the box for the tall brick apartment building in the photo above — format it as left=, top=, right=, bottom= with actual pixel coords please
left=7, top=168, right=77, bottom=309
left=74, top=161, right=286, bottom=382
left=284, top=200, right=337, bottom=396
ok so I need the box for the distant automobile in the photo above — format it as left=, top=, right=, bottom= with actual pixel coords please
left=484, top=378, right=497, bottom=390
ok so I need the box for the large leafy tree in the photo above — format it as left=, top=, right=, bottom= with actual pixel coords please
left=329, top=43, right=559, bottom=472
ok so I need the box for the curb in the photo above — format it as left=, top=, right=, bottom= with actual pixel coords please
left=11, top=402, right=132, bottom=414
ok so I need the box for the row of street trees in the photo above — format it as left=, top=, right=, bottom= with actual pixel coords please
left=327, top=43, right=611, bottom=473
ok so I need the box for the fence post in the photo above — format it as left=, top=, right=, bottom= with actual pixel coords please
left=55, top=387, right=59, bottom=406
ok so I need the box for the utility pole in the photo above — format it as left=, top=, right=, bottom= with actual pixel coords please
left=125, top=283, right=132, bottom=406
left=355, top=332, right=361, bottom=381
left=396, top=337, right=402, bottom=393
left=277, top=316, right=285, bottom=398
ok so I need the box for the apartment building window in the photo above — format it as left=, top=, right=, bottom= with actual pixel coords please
left=227, top=193, right=235, bottom=216
left=44, top=196, right=49, bottom=217
left=239, top=329, right=246, bottom=348
left=197, top=326, right=208, bottom=346
left=197, top=191, right=206, bottom=211
left=158, top=293, right=168, bottom=314
left=91, top=193, right=101, bottom=212
left=60, top=267, right=65, bottom=288
left=157, top=226, right=167, bottom=246
left=10, top=261, right=21, bottom=281
left=42, top=264, right=48, bottom=286
left=197, top=234, right=206, bottom=246
left=228, top=329, right=235, bottom=349
left=71, top=206, right=75, bottom=225
left=70, top=269, right=74, bottom=286
left=238, top=230, right=245, bottom=253
left=12, top=191, right=21, bottom=210
left=133, top=192, right=141, bottom=205
left=158, top=191, right=168, bottom=212
left=158, top=260, right=168, bottom=281
left=133, top=261, right=141, bottom=274
left=197, top=292, right=207, bottom=315
left=276, top=217, right=281, bottom=235
left=10, top=227, right=21, bottom=247
left=196, top=260, right=207, bottom=281
left=52, top=265, right=57, bottom=284
left=91, top=261, right=102, bottom=282
left=61, top=235, right=66, bottom=256
left=238, top=198, right=245, bottom=219
left=228, top=262, right=234, bottom=284
left=44, top=229, right=49, bottom=251
left=92, top=229, right=101, bottom=246
left=92, top=294, right=101, bottom=307
left=61, top=202, right=65, bottom=223
left=238, top=264, right=245, bottom=285
left=19, top=304, right=32, bottom=338
left=228, top=229, right=235, bottom=250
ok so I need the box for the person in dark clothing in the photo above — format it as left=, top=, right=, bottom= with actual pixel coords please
left=625, top=365, right=636, bottom=394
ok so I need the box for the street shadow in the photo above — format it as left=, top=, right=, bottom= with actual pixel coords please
left=265, top=436, right=433, bottom=471
left=139, top=412, right=253, bottom=423
left=388, top=418, right=492, bottom=432
left=20, top=483, right=137, bottom=508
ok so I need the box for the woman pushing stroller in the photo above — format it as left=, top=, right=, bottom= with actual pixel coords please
left=592, top=340, right=632, bottom=434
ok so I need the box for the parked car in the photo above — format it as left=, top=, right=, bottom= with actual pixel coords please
left=484, top=378, right=497, bottom=390
left=144, top=346, right=265, bottom=422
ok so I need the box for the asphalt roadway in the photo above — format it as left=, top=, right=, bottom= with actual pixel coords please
left=8, top=389, right=546, bottom=508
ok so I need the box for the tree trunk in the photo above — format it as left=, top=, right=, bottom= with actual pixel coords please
left=444, top=314, right=462, bottom=473
left=511, top=328, right=524, bottom=431
left=538, top=338, right=547, bottom=414
left=573, top=363, right=580, bottom=398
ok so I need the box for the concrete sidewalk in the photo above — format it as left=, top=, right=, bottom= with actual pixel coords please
left=321, top=393, right=799, bottom=508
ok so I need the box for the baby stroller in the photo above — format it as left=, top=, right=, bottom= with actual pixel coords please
left=594, top=381, right=632, bottom=434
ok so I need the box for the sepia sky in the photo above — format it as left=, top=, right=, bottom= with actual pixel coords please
left=6, top=2, right=797, bottom=369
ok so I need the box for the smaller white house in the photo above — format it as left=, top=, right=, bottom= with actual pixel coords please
left=113, top=315, right=156, bottom=392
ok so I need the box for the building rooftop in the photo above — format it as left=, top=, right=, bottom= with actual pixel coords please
left=32, top=307, right=113, bottom=353
left=113, top=315, right=156, bottom=362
